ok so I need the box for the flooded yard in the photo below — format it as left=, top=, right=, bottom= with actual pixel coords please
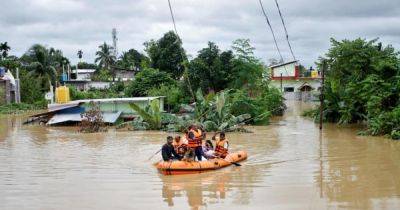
left=1, top=101, right=400, bottom=209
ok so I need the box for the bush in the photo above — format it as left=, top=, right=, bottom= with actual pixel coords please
left=68, top=85, right=121, bottom=100
left=147, top=83, right=187, bottom=112
left=229, top=86, right=285, bottom=125
left=314, top=38, right=400, bottom=139
left=125, top=68, right=175, bottom=97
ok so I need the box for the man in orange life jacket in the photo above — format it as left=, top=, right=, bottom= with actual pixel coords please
left=187, top=125, right=205, bottom=161
left=212, top=132, right=229, bottom=158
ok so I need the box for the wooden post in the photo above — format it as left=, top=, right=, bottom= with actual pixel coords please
left=280, top=73, right=283, bottom=92
left=319, top=60, right=326, bottom=130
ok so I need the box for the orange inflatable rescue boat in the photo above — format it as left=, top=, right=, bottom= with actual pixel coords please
left=155, top=151, right=247, bottom=175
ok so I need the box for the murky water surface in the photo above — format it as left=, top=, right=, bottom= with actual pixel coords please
left=1, top=101, right=400, bottom=210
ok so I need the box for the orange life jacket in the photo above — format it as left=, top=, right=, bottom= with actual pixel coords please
left=215, top=138, right=229, bottom=157
left=187, top=129, right=203, bottom=148
left=172, top=140, right=187, bottom=155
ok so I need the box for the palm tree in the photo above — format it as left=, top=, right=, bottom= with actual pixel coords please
left=95, top=42, right=116, bottom=79
left=0, top=42, right=11, bottom=59
left=21, top=44, right=58, bottom=89
left=77, top=50, right=83, bottom=62
left=95, top=42, right=116, bottom=80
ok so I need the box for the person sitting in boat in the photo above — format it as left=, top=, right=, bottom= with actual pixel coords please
left=212, top=132, right=229, bottom=158
left=161, top=136, right=182, bottom=161
left=202, top=140, right=216, bottom=159
left=172, top=135, right=188, bottom=156
left=187, top=125, right=205, bottom=161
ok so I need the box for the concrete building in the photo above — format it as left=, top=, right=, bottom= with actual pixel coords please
left=74, top=69, right=96, bottom=81
left=269, top=61, right=321, bottom=101
left=0, top=67, right=20, bottom=105
left=115, top=70, right=135, bottom=81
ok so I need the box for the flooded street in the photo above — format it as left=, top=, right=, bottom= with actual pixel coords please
left=1, top=101, right=400, bottom=210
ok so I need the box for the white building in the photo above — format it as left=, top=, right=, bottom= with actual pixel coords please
left=269, top=61, right=321, bottom=101
left=74, top=69, right=96, bottom=81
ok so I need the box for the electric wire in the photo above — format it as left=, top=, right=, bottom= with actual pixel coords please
left=168, top=0, right=178, bottom=35
left=258, top=0, right=284, bottom=63
left=166, top=0, right=195, bottom=101
left=258, top=0, right=289, bottom=77
left=274, top=0, right=296, bottom=61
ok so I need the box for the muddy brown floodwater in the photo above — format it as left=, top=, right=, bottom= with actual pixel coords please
left=1, top=101, right=400, bottom=210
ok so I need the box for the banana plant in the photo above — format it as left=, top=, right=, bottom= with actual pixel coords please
left=129, top=99, right=162, bottom=130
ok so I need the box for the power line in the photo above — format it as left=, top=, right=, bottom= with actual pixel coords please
left=167, top=0, right=178, bottom=35
left=258, top=0, right=284, bottom=63
left=166, top=0, right=195, bottom=101
left=274, top=0, right=296, bottom=61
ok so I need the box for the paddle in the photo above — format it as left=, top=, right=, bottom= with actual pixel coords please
left=148, top=149, right=161, bottom=161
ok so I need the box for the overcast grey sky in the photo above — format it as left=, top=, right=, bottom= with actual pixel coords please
left=1, top=0, right=400, bottom=68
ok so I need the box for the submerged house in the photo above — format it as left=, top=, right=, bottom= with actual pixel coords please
left=29, top=96, right=165, bottom=126
left=269, top=61, right=321, bottom=101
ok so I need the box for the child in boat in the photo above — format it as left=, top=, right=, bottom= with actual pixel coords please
left=202, top=140, right=216, bottom=159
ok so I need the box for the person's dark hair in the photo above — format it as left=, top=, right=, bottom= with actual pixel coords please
left=205, top=140, right=213, bottom=149
left=220, top=132, right=225, bottom=137
left=167, top=136, right=173, bottom=141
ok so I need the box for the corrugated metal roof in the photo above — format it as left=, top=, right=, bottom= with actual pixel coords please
left=74, top=97, right=165, bottom=103
left=75, top=69, right=96, bottom=73
left=46, top=111, right=122, bottom=125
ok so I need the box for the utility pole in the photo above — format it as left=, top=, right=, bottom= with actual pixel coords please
left=319, top=60, right=326, bottom=130
left=280, top=73, right=283, bottom=92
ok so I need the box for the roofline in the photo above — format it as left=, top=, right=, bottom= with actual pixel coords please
left=269, top=60, right=299, bottom=68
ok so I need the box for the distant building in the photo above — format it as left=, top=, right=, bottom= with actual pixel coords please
left=74, top=69, right=96, bottom=81
left=269, top=61, right=321, bottom=101
left=115, top=69, right=135, bottom=81
left=0, top=67, right=20, bottom=105
left=270, top=60, right=300, bottom=79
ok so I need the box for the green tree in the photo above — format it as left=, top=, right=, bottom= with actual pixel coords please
left=76, top=62, right=97, bottom=69
left=95, top=42, right=116, bottom=79
left=125, top=68, right=175, bottom=97
left=20, top=44, right=59, bottom=91
left=117, top=49, right=148, bottom=71
left=144, top=31, right=186, bottom=79
left=312, top=38, right=400, bottom=139
left=230, top=39, right=265, bottom=95
left=188, top=42, right=234, bottom=93
left=0, top=42, right=11, bottom=59
left=77, top=50, right=83, bottom=60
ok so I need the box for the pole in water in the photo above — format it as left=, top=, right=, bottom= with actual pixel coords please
left=280, top=73, right=283, bottom=92
left=319, top=60, right=326, bottom=130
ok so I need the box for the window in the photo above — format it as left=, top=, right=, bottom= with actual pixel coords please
left=284, top=87, right=294, bottom=92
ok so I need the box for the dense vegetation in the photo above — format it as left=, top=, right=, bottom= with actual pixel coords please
left=1, top=32, right=285, bottom=127
left=304, top=38, right=400, bottom=139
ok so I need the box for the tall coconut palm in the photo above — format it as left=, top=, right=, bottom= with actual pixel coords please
left=77, top=50, right=83, bottom=64
left=95, top=42, right=116, bottom=79
left=95, top=42, right=116, bottom=70
left=21, top=44, right=58, bottom=90
left=0, top=42, right=11, bottom=59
